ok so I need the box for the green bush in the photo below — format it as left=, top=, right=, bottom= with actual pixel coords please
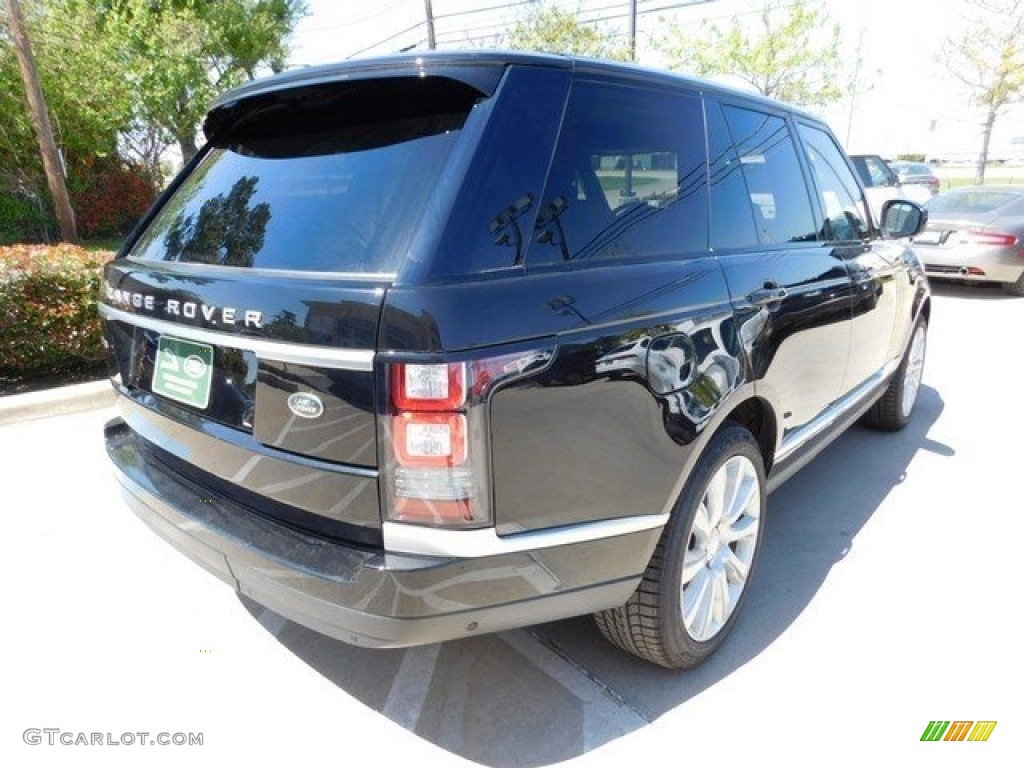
left=0, top=244, right=114, bottom=378
left=0, top=192, right=52, bottom=245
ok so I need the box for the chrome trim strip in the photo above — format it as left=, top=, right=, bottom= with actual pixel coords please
left=117, top=257, right=396, bottom=283
left=382, top=514, right=668, bottom=558
left=775, top=358, right=898, bottom=463
left=99, top=304, right=375, bottom=371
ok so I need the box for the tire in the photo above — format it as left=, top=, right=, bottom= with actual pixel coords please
left=861, top=317, right=927, bottom=431
left=1003, top=273, right=1024, bottom=296
left=594, top=424, right=766, bottom=669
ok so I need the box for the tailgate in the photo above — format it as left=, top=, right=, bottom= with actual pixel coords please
left=101, top=259, right=387, bottom=543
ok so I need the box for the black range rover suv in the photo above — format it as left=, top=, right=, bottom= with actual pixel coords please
left=101, top=52, right=930, bottom=669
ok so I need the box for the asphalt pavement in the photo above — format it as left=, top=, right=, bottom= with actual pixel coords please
left=1, top=281, right=1020, bottom=767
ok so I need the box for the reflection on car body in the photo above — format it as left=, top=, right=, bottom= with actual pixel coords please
left=595, top=336, right=650, bottom=377
left=99, top=51, right=932, bottom=672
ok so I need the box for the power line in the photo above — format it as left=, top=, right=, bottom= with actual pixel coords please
left=302, top=0, right=831, bottom=64
left=293, top=0, right=411, bottom=34
left=345, top=19, right=428, bottom=59
left=431, top=0, right=719, bottom=47
left=432, top=0, right=538, bottom=21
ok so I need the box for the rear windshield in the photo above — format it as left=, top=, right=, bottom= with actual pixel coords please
left=926, top=188, right=1023, bottom=214
left=128, top=78, right=479, bottom=273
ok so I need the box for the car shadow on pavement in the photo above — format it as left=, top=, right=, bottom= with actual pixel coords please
left=238, top=385, right=948, bottom=768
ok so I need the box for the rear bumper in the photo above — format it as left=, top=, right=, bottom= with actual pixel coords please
left=919, top=246, right=1024, bottom=284
left=106, top=418, right=655, bottom=648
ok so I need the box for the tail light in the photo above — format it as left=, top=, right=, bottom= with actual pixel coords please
left=392, top=363, right=465, bottom=411
left=963, top=230, right=1018, bottom=247
left=381, top=352, right=552, bottom=529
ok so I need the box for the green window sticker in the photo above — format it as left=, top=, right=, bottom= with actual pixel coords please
left=152, top=336, right=214, bottom=409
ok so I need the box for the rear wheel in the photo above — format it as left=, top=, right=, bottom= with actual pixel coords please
left=594, top=424, right=765, bottom=669
left=862, top=317, right=927, bottom=431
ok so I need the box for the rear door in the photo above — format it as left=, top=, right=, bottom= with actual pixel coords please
left=796, top=122, right=903, bottom=392
left=708, top=100, right=853, bottom=440
left=395, top=75, right=736, bottom=535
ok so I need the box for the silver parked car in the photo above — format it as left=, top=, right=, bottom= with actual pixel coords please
left=914, top=186, right=1024, bottom=295
left=889, top=161, right=941, bottom=196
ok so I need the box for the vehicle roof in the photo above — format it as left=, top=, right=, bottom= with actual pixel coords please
left=209, top=49, right=822, bottom=123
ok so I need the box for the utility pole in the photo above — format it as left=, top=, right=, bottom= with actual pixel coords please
left=628, top=0, right=637, bottom=62
left=4, top=0, right=78, bottom=243
left=424, top=0, right=436, bottom=50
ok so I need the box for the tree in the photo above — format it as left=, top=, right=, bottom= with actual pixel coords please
left=4, top=0, right=79, bottom=242
left=941, top=0, right=1024, bottom=184
left=2, top=0, right=303, bottom=242
left=1, top=0, right=135, bottom=203
left=99, top=0, right=305, bottom=164
left=506, top=3, right=628, bottom=61
left=656, top=0, right=843, bottom=108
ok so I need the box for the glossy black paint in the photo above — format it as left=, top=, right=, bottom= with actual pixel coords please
left=103, top=259, right=386, bottom=348
left=116, top=394, right=383, bottom=542
left=100, top=52, right=932, bottom=649
left=107, top=418, right=658, bottom=646
left=254, top=363, right=375, bottom=466
left=383, top=258, right=736, bottom=533
left=103, top=259, right=383, bottom=459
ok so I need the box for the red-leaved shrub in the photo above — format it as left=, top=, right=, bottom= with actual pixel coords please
left=70, top=159, right=156, bottom=239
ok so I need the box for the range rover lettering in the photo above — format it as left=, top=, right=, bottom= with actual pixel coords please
left=100, top=52, right=930, bottom=669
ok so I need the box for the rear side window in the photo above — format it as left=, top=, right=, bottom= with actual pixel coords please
left=529, top=80, right=708, bottom=265
left=128, top=78, right=480, bottom=273
left=718, top=104, right=817, bottom=245
left=798, top=124, right=870, bottom=240
left=708, top=103, right=758, bottom=250
left=425, top=66, right=570, bottom=279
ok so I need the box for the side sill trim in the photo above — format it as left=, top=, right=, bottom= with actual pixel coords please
left=99, top=304, right=375, bottom=371
left=775, top=357, right=898, bottom=463
left=383, top=514, right=668, bottom=558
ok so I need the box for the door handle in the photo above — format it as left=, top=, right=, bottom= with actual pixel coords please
left=747, top=283, right=789, bottom=306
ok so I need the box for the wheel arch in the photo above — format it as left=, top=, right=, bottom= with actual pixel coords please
left=720, top=396, right=778, bottom=474
left=917, top=294, right=931, bottom=326
left=658, top=388, right=780, bottom=518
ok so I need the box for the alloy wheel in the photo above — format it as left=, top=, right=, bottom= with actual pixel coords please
left=901, top=325, right=926, bottom=420
left=680, top=455, right=761, bottom=642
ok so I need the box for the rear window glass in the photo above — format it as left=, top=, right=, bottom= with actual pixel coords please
left=528, top=80, right=708, bottom=265
left=926, top=188, right=1022, bottom=214
left=720, top=104, right=817, bottom=245
left=129, top=78, right=479, bottom=273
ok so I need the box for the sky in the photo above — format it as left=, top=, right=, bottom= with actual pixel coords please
left=286, top=0, right=1024, bottom=160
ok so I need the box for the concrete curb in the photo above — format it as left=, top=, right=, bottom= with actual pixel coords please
left=0, top=379, right=115, bottom=427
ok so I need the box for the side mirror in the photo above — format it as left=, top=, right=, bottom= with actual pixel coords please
left=880, top=200, right=927, bottom=239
